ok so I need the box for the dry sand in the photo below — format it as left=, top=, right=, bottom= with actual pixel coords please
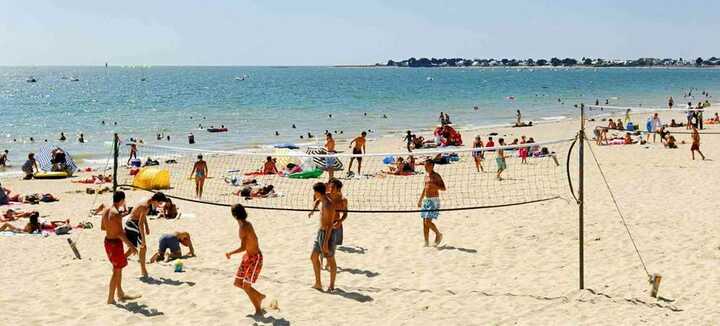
left=1, top=110, right=719, bottom=325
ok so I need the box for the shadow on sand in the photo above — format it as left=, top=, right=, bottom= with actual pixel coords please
left=247, top=313, right=291, bottom=326
left=115, top=302, right=164, bottom=317
left=436, top=245, right=478, bottom=253
left=337, top=267, right=380, bottom=278
left=140, top=276, right=196, bottom=287
left=336, top=245, right=367, bottom=254
left=329, top=288, right=374, bottom=303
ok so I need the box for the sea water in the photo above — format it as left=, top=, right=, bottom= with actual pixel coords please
left=1, top=66, right=719, bottom=171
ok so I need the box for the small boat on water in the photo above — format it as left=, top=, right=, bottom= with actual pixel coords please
left=70, top=77, right=80, bottom=82
left=27, top=77, right=37, bottom=83
left=207, top=127, right=228, bottom=133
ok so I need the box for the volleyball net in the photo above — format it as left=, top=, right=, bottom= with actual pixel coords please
left=113, top=138, right=577, bottom=213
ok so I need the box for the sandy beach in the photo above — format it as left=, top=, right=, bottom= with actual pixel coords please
left=1, top=109, right=719, bottom=325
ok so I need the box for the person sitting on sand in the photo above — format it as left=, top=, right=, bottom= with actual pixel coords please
left=158, top=199, right=178, bottom=219
left=616, top=119, right=625, bottom=131
left=260, top=156, right=278, bottom=175
left=608, top=119, right=617, bottom=130
left=149, top=232, right=195, bottom=263
left=665, top=135, right=678, bottom=149
left=21, top=153, right=39, bottom=180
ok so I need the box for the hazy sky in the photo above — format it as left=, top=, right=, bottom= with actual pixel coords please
left=1, top=0, right=718, bottom=65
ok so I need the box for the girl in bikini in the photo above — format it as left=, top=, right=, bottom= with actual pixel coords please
left=190, top=155, right=209, bottom=199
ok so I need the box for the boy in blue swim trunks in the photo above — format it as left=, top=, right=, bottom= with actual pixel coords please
left=308, top=182, right=338, bottom=291
left=417, top=160, right=446, bottom=247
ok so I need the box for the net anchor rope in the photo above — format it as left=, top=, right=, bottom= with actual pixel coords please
left=584, top=134, right=652, bottom=279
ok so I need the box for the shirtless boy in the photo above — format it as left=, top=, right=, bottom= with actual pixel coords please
left=347, top=131, right=367, bottom=175
left=308, top=182, right=337, bottom=291
left=691, top=126, right=706, bottom=160
left=190, top=155, right=208, bottom=199
left=101, top=191, right=140, bottom=304
left=226, top=204, right=265, bottom=315
left=124, top=192, right=169, bottom=278
left=324, top=134, right=337, bottom=180
left=323, top=178, right=348, bottom=270
left=417, top=161, right=446, bottom=247
left=496, top=138, right=508, bottom=180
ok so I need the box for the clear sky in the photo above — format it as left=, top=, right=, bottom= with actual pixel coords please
left=1, top=0, right=718, bottom=66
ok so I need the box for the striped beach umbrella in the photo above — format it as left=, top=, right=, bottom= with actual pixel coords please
left=305, top=147, right=343, bottom=171
left=36, top=144, right=78, bottom=175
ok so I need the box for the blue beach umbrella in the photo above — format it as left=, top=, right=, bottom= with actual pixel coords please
left=36, top=144, right=78, bottom=175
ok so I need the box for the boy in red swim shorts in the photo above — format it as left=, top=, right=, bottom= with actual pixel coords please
left=226, top=204, right=265, bottom=315
left=101, top=191, right=140, bottom=304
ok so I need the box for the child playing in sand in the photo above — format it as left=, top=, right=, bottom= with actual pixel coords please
left=225, top=204, right=265, bottom=315
left=101, top=191, right=140, bottom=304
left=418, top=160, right=445, bottom=247
left=149, top=232, right=195, bottom=263
left=308, top=182, right=338, bottom=291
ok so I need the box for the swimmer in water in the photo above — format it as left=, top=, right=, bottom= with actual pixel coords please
left=275, top=131, right=279, bottom=136
left=292, top=124, right=296, bottom=129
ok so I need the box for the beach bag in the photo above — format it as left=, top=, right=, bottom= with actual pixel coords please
left=55, top=225, right=71, bottom=235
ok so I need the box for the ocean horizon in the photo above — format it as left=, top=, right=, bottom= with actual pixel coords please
left=1, top=66, right=718, bottom=172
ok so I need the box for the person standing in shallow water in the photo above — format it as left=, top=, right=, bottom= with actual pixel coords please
left=418, top=160, right=445, bottom=247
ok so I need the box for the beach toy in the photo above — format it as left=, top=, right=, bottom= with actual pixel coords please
left=383, top=156, right=395, bottom=164
left=132, top=168, right=171, bottom=190
left=174, top=259, right=184, bottom=272
left=33, top=171, right=69, bottom=179
left=288, top=168, right=323, bottom=179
